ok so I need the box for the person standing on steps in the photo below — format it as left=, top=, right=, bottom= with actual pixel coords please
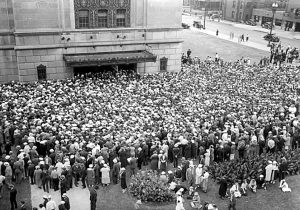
left=216, top=29, right=219, bottom=36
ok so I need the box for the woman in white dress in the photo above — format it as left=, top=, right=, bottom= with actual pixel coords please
left=100, top=164, right=110, bottom=186
left=204, top=149, right=210, bottom=166
left=279, top=179, right=291, bottom=192
left=265, top=161, right=273, bottom=182
left=230, top=182, right=242, bottom=198
left=176, top=191, right=185, bottom=210
left=195, top=164, right=203, bottom=189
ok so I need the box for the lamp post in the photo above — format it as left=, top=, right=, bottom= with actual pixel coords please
left=270, top=2, right=279, bottom=35
left=268, top=2, right=279, bottom=46
left=203, top=0, right=208, bottom=29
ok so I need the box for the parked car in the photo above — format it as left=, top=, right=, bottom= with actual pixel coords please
left=264, top=34, right=280, bottom=42
left=193, top=20, right=204, bottom=29
left=262, top=22, right=274, bottom=29
left=211, top=14, right=220, bottom=20
left=245, top=19, right=257, bottom=26
left=182, top=23, right=190, bottom=29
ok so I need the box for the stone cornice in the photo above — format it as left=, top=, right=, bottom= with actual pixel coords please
left=13, top=27, right=182, bottom=36
left=13, top=39, right=184, bottom=50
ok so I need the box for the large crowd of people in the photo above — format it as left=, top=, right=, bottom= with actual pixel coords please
left=269, top=42, right=299, bottom=66
left=0, top=55, right=300, bottom=210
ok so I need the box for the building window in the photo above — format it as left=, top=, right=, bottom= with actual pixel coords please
left=97, top=9, right=108, bottom=27
left=240, top=1, right=243, bottom=9
left=160, top=57, right=168, bottom=71
left=239, top=12, right=242, bottom=20
left=233, top=1, right=236, bottom=8
left=37, top=64, right=47, bottom=81
left=78, top=10, right=89, bottom=28
left=74, top=0, right=130, bottom=29
left=232, top=11, right=235, bottom=19
left=296, top=9, right=300, bottom=17
left=116, top=9, right=126, bottom=27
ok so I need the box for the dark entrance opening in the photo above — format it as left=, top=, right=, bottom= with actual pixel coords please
left=74, top=63, right=137, bottom=77
left=295, top=22, right=300, bottom=32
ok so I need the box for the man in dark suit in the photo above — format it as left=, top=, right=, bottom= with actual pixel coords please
left=89, top=186, right=97, bottom=210
left=9, top=185, right=18, bottom=210
left=129, top=156, right=137, bottom=177
left=62, top=193, right=70, bottom=210
left=172, top=144, right=180, bottom=168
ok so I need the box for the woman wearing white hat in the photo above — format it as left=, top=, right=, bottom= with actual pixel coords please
left=279, top=179, right=291, bottom=192
left=195, top=164, right=203, bottom=189
left=34, top=165, right=42, bottom=188
left=176, top=191, right=185, bottom=210
left=4, top=162, right=12, bottom=186
left=204, top=149, right=210, bottom=167
left=191, top=191, right=202, bottom=209
left=86, top=164, right=95, bottom=188
left=120, top=167, right=127, bottom=193
left=100, top=164, right=110, bottom=186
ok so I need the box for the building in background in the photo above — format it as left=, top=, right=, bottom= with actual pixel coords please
left=252, top=0, right=287, bottom=26
left=0, top=0, right=183, bottom=83
left=282, top=0, right=300, bottom=31
left=183, top=0, right=222, bottom=17
left=222, top=0, right=291, bottom=24
left=183, top=0, right=191, bottom=12
left=191, top=0, right=222, bottom=12
left=223, top=0, right=257, bottom=22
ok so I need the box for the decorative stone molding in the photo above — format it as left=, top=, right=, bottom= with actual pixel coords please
left=74, top=0, right=130, bottom=28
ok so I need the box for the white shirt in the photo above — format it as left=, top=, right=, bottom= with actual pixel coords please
left=92, top=145, right=101, bottom=156
left=203, top=172, right=209, bottom=179
left=0, top=175, right=5, bottom=185
left=46, top=200, right=57, bottom=210
left=55, top=162, right=64, bottom=176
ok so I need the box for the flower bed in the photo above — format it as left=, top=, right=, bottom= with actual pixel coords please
left=129, top=170, right=175, bottom=203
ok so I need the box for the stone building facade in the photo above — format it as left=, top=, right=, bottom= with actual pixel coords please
left=0, top=0, right=183, bottom=82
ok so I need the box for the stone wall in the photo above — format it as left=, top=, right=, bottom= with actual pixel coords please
left=14, top=28, right=183, bottom=82
left=16, top=48, right=73, bottom=82
left=0, top=49, right=18, bottom=82
left=139, top=42, right=182, bottom=74
left=0, top=0, right=183, bottom=83
left=0, top=32, right=18, bottom=82
left=13, top=0, right=60, bottom=30
left=16, top=42, right=182, bottom=82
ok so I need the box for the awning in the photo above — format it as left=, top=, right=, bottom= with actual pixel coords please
left=63, top=50, right=157, bottom=67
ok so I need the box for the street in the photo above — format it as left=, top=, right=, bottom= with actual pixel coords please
left=182, top=14, right=300, bottom=63
left=183, top=15, right=300, bottom=47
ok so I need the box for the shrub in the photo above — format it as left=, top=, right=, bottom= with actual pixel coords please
left=129, top=170, right=175, bottom=202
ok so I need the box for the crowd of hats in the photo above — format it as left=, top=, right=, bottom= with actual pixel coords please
left=1, top=62, right=300, bottom=150
left=1, top=60, right=300, bottom=208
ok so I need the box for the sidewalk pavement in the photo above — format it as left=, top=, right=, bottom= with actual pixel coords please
left=184, top=14, right=300, bottom=40
left=231, top=22, right=299, bottom=40
left=190, top=26, right=270, bottom=52
left=31, top=184, right=90, bottom=210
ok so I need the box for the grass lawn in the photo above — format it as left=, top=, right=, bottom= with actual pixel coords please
left=1, top=164, right=299, bottom=210
left=182, top=29, right=269, bottom=63
left=95, top=174, right=300, bottom=210
left=0, top=178, right=32, bottom=210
